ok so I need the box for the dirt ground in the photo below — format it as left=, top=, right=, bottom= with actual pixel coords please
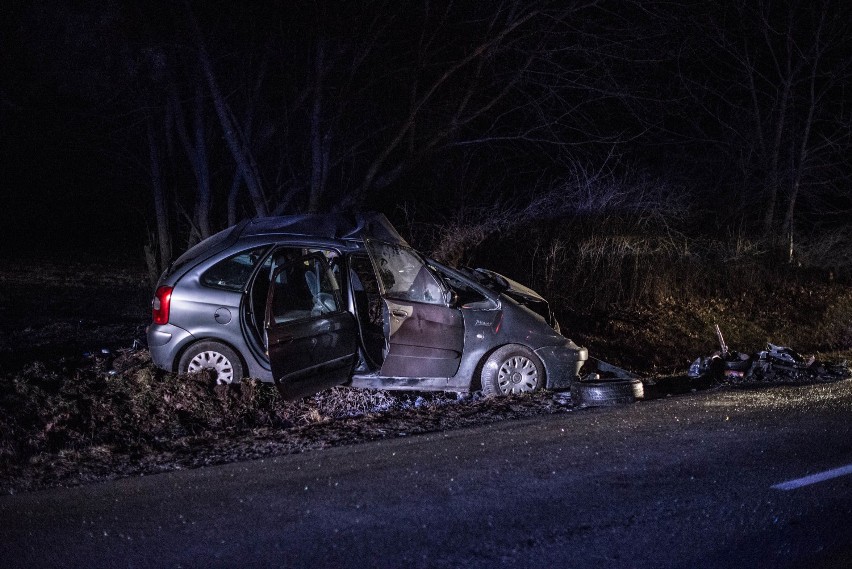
left=0, top=255, right=151, bottom=366
left=1, top=257, right=850, bottom=494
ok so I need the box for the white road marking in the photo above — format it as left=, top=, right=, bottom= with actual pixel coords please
left=772, top=464, right=852, bottom=490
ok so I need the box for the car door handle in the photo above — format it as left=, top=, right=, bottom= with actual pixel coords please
left=391, top=309, right=409, bottom=318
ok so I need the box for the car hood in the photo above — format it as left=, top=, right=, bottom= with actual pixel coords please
left=466, top=268, right=545, bottom=302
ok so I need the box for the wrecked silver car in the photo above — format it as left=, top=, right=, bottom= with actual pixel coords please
left=147, top=213, right=588, bottom=399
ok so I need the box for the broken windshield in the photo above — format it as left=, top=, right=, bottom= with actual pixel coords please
left=365, top=241, right=445, bottom=304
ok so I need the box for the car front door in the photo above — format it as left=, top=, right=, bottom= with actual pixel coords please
left=365, top=240, right=465, bottom=378
left=265, top=252, right=358, bottom=399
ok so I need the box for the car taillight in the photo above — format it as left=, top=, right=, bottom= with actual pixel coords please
left=152, top=286, right=173, bottom=325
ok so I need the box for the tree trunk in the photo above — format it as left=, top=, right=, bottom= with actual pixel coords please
left=309, top=39, right=326, bottom=213
left=761, top=82, right=790, bottom=238
left=782, top=8, right=824, bottom=264
left=186, top=2, right=268, bottom=217
left=147, top=117, right=171, bottom=270
left=783, top=181, right=798, bottom=263
left=169, top=82, right=211, bottom=242
left=193, top=86, right=212, bottom=239
left=760, top=6, right=798, bottom=239
left=227, top=169, right=241, bottom=228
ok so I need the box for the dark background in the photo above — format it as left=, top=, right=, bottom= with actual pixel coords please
left=2, top=1, right=850, bottom=283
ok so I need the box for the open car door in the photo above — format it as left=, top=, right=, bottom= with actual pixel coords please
left=265, top=253, right=358, bottom=400
left=365, top=240, right=465, bottom=378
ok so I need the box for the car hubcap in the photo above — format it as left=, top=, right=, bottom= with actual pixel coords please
left=497, top=356, right=538, bottom=394
left=187, top=351, right=235, bottom=384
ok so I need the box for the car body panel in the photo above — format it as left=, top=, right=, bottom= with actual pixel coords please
left=380, top=298, right=465, bottom=378
left=148, top=323, right=196, bottom=370
left=266, top=310, right=358, bottom=399
left=535, top=342, right=589, bottom=390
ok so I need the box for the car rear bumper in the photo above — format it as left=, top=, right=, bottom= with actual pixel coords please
left=536, top=340, right=588, bottom=390
left=146, top=323, right=194, bottom=372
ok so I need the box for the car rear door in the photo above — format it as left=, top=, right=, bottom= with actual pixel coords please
left=365, top=240, right=465, bottom=378
left=265, top=253, right=358, bottom=399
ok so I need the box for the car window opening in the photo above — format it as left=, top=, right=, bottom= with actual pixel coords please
left=349, top=254, right=387, bottom=370
left=268, top=255, right=342, bottom=325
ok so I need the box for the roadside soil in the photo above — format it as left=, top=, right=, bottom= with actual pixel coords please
left=1, top=257, right=850, bottom=494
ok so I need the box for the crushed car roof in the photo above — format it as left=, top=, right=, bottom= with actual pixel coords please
left=238, top=212, right=410, bottom=246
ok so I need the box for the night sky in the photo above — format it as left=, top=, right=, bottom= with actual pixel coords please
left=2, top=1, right=850, bottom=262
left=3, top=4, right=146, bottom=255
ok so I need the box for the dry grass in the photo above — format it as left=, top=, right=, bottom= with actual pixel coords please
left=409, top=191, right=852, bottom=375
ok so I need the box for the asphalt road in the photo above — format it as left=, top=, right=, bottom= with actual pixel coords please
left=3, top=380, right=852, bottom=568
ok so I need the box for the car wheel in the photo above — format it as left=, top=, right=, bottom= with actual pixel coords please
left=178, top=341, right=244, bottom=384
left=571, top=377, right=643, bottom=408
left=481, top=344, right=544, bottom=396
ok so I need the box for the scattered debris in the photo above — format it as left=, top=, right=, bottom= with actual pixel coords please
left=688, top=324, right=851, bottom=383
left=580, top=357, right=639, bottom=380
left=552, top=391, right=572, bottom=407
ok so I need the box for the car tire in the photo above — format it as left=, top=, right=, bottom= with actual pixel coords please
left=571, top=378, right=643, bottom=408
left=178, top=341, right=245, bottom=385
left=481, top=344, right=544, bottom=396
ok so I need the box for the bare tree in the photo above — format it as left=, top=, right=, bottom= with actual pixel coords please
left=169, top=80, right=212, bottom=241
left=676, top=0, right=851, bottom=252
left=185, top=2, right=269, bottom=219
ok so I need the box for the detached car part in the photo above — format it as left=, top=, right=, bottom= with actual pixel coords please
left=688, top=325, right=850, bottom=383
left=572, top=376, right=644, bottom=408
left=571, top=358, right=644, bottom=407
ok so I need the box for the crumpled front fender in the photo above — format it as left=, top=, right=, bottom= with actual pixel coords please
left=535, top=339, right=588, bottom=390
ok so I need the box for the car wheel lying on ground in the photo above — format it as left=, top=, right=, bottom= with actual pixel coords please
left=571, top=377, right=644, bottom=408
